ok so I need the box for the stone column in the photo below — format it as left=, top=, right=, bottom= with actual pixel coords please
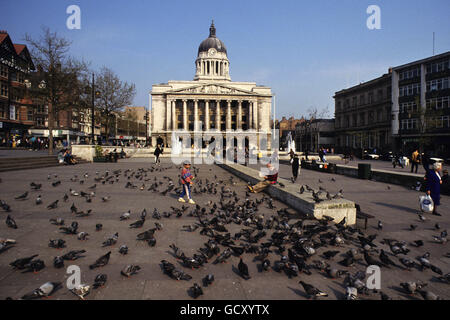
left=205, top=100, right=210, bottom=131
left=216, top=100, right=221, bottom=130
left=238, top=100, right=242, bottom=129
left=226, top=100, right=232, bottom=130
left=166, top=98, right=171, bottom=130
left=171, top=100, right=176, bottom=130
left=182, top=99, right=188, bottom=130
left=249, top=101, right=253, bottom=129
left=253, top=100, right=258, bottom=130
left=194, top=99, right=199, bottom=131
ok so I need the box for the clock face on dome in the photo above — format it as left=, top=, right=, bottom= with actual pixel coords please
left=208, top=48, right=217, bottom=56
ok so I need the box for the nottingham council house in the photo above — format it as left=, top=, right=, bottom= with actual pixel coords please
left=150, top=22, right=273, bottom=149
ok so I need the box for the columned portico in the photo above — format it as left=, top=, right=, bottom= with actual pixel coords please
left=150, top=22, right=272, bottom=149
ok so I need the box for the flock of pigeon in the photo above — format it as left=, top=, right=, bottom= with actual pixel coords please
left=0, top=162, right=449, bottom=300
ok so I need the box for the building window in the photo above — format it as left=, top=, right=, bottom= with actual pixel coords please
left=352, top=96, right=357, bottom=107
left=427, top=96, right=450, bottom=110
left=0, top=82, right=8, bottom=97
left=400, top=101, right=418, bottom=113
left=0, top=65, right=8, bottom=78
left=359, top=95, right=365, bottom=105
left=426, top=59, right=450, bottom=73
left=368, top=92, right=374, bottom=104
left=399, top=83, right=421, bottom=97
left=27, top=108, right=33, bottom=121
left=426, top=77, right=450, bottom=92
left=399, top=68, right=420, bottom=80
left=401, top=118, right=418, bottom=130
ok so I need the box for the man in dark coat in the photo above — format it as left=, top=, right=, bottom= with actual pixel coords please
left=291, top=154, right=300, bottom=182
left=425, top=162, right=443, bottom=216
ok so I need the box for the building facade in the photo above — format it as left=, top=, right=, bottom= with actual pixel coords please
left=150, top=22, right=272, bottom=148
left=276, top=116, right=305, bottom=150
left=0, top=30, right=35, bottom=144
left=334, top=72, right=392, bottom=155
left=295, top=118, right=335, bottom=153
left=391, top=51, right=450, bottom=158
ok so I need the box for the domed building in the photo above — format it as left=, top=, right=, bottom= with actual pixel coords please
left=150, top=21, right=272, bottom=148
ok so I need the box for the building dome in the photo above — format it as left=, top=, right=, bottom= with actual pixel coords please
left=198, top=21, right=227, bottom=55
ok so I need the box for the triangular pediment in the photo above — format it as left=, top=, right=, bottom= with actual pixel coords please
left=168, top=84, right=256, bottom=95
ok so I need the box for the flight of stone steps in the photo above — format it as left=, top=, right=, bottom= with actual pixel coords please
left=0, top=155, right=88, bottom=172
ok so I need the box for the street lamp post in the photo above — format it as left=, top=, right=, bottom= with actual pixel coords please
left=91, top=73, right=95, bottom=145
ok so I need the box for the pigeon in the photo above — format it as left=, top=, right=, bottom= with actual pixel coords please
left=120, top=211, right=131, bottom=221
left=262, top=259, right=271, bottom=271
left=77, top=232, right=89, bottom=240
left=48, top=239, right=66, bottom=249
left=119, top=244, right=128, bottom=255
left=102, top=232, right=118, bottom=247
left=299, top=281, right=328, bottom=299
left=89, top=251, right=111, bottom=269
left=0, top=238, right=16, bottom=253
left=53, top=256, right=64, bottom=268
left=189, top=283, right=203, bottom=299
left=52, top=180, right=61, bottom=187
left=410, top=224, right=418, bottom=231
left=21, top=259, right=45, bottom=273
left=322, top=250, right=340, bottom=260
left=202, top=274, right=215, bottom=287
left=399, top=257, right=416, bottom=270
left=21, top=282, right=61, bottom=300
left=238, top=258, right=251, bottom=280
left=10, top=254, right=39, bottom=269
left=299, top=185, right=305, bottom=194
left=129, top=218, right=145, bottom=229
left=95, top=224, right=103, bottom=231
left=417, top=290, right=442, bottom=300
left=35, top=195, right=42, bottom=205
left=70, top=203, right=78, bottom=214
left=6, top=215, right=17, bottom=229
left=364, top=250, right=384, bottom=268
left=63, top=194, right=69, bottom=202
left=47, top=200, right=59, bottom=209
left=15, top=191, right=28, bottom=200
left=93, top=274, right=107, bottom=289
left=377, top=221, right=383, bottom=230
left=30, top=182, right=42, bottom=190
left=411, top=240, right=424, bottom=247
left=0, top=200, right=11, bottom=212
left=62, top=250, right=86, bottom=261
left=102, top=196, right=111, bottom=202
left=400, top=281, right=427, bottom=294
left=121, top=265, right=141, bottom=277
left=71, top=284, right=91, bottom=300
left=346, top=287, right=358, bottom=300
left=59, top=221, right=78, bottom=234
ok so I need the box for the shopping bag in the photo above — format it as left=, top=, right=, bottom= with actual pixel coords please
left=419, top=195, right=434, bottom=213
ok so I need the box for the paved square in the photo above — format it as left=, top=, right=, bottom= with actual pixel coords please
left=0, top=158, right=448, bottom=300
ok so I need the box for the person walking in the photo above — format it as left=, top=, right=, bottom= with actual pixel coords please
left=422, top=150, right=430, bottom=172
left=410, top=149, right=420, bottom=173
left=154, top=144, right=163, bottom=165
left=247, top=163, right=278, bottom=193
left=425, top=162, right=443, bottom=216
left=178, top=160, right=195, bottom=204
left=291, top=154, right=300, bottom=182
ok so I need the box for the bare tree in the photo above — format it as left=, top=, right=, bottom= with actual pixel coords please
left=304, top=106, right=330, bottom=152
left=25, top=27, right=88, bottom=154
left=94, top=67, right=136, bottom=139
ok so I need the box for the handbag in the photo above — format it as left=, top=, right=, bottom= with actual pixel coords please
left=419, top=194, right=434, bottom=213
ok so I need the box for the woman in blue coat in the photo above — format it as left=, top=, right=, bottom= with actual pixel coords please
left=425, top=162, right=443, bottom=216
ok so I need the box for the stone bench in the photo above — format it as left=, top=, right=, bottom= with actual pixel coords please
left=217, top=162, right=356, bottom=226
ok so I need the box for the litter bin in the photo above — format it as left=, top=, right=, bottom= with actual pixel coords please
left=358, top=163, right=371, bottom=179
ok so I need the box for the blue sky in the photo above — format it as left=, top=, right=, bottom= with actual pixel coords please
left=2, top=0, right=450, bottom=119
